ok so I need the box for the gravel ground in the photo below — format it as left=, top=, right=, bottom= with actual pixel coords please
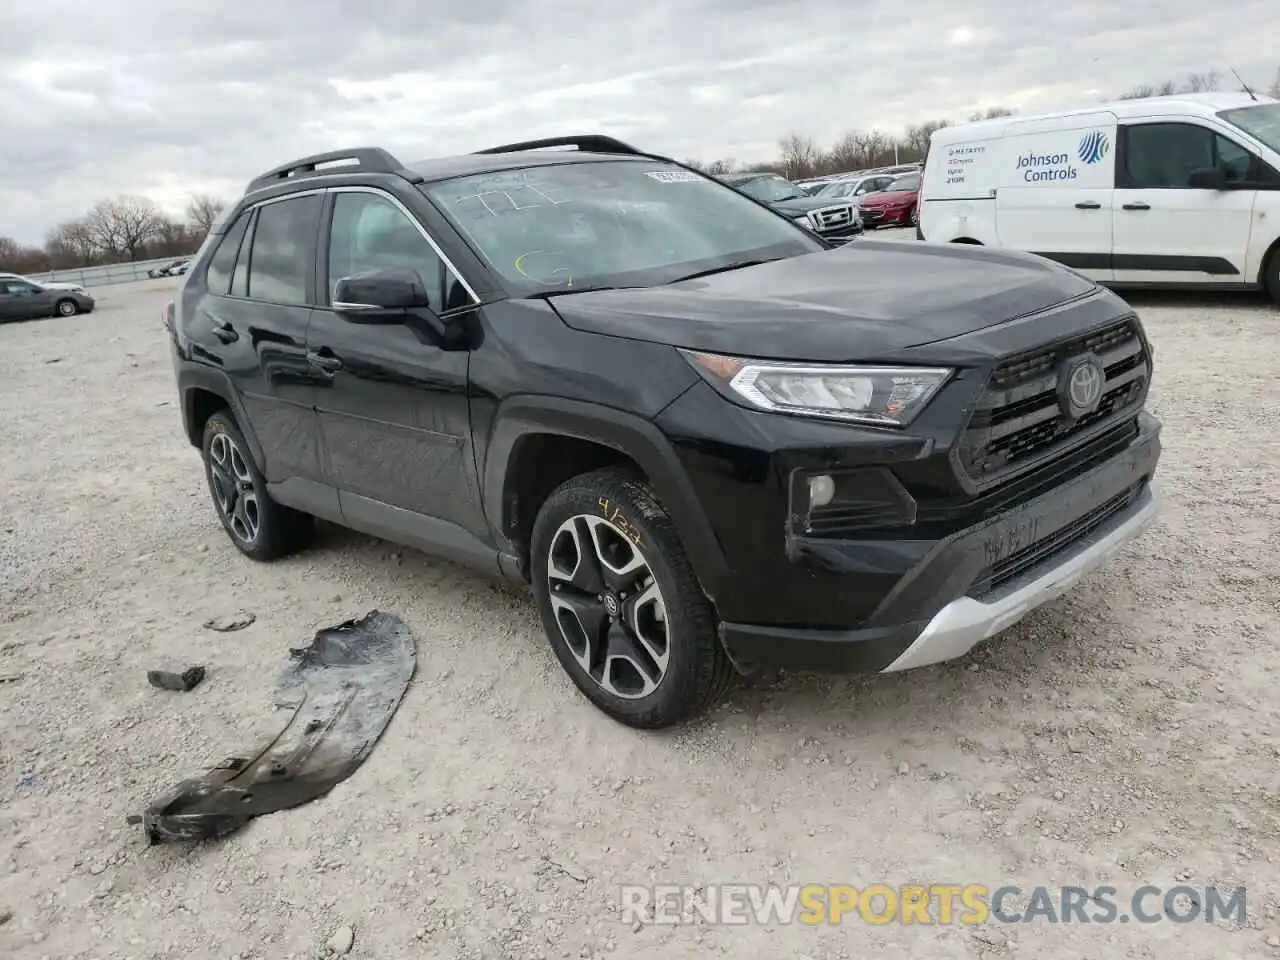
left=2, top=252, right=1279, bottom=960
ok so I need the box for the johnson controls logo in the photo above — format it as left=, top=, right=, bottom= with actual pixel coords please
left=1078, top=130, right=1110, bottom=164
left=1016, top=129, right=1109, bottom=183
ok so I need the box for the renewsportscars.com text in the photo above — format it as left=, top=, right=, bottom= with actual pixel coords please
left=619, top=883, right=1247, bottom=926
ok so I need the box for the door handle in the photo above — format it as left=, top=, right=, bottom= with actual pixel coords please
left=211, top=320, right=238, bottom=343
left=1075, top=201, right=1101, bottom=210
left=1122, top=202, right=1151, bottom=211
left=307, top=351, right=343, bottom=373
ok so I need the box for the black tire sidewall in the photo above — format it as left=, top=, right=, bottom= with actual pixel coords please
left=56, top=299, right=76, bottom=317
left=529, top=471, right=718, bottom=728
left=201, top=412, right=277, bottom=559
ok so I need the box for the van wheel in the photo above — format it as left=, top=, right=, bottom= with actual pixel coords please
left=1265, top=248, right=1280, bottom=306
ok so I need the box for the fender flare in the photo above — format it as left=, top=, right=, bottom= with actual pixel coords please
left=176, top=362, right=268, bottom=472
left=482, top=394, right=730, bottom=598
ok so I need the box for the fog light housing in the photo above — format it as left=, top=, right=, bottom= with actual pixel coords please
left=808, top=474, right=836, bottom=508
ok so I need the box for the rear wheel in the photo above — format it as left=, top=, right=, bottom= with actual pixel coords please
left=529, top=467, right=733, bottom=729
left=1264, top=248, right=1280, bottom=306
left=201, top=411, right=311, bottom=561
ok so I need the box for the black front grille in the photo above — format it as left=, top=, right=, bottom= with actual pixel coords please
left=971, top=479, right=1147, bottom=597
left=812, top=205, right=855, bottom=230
left=958, top=318, right=1150, bottom=490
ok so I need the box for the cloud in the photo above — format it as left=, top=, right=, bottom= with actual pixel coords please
left=0, top=0, right=1275, bottom=241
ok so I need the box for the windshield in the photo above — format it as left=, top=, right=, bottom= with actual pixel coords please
left=816, top=181, right=855, bottom=198
left=1219, top=102, right=1280, bottom=154
left=423, top=162, right=822, bottom=294
left=736, top=175, right=806, bottom=203
left=884, top=173, right=920, bottom=192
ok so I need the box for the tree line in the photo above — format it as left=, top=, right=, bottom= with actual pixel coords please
left=685, top=65, right=1280, bottom=181
left=4, top=66, right=1277, bottom=274
left=0, top=193, right=227, bottom=275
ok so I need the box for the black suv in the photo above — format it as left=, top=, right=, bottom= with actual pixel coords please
left=165, top=135, right=1162, bottom=729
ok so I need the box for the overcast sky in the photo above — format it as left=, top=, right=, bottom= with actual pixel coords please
left=1, top=0, right=1275, bottom=242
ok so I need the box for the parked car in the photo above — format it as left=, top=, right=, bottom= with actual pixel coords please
left=0, top=274, right=95, bottom=321
left=854, top=172, right=920, bottom=228
left=166, top=136, right=1162, bottom=729
left=813, top=173, right=898, bottom=200
left=0, top=271, right=88, bottom=294
left=149, top=259, right=192, bottom=279
left=917, top=92, right=1280, bottom=301
left=718, top=172, right=863, bottom=244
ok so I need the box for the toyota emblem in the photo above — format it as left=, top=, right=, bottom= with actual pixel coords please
left=1062, top=357, right=1104, bottom=418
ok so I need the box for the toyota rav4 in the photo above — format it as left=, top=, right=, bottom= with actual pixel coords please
left=165, top=135, right=1162, bottom=729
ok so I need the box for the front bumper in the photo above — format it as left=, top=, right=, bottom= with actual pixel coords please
left=717, top=414, right=1161, bottom=674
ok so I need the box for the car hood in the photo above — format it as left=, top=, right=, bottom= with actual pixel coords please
left=859, top=191, right=916, bottom=207
left=546, top=240, right=1100, bottom=362
left=768, top=195, right=854, bottom=216
left=39, top=281, right=84, bottom=291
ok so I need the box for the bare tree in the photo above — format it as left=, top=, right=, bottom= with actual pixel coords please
left=904, top=120, right=950, bottom=159
left=0, top=237, right=22, bottom=267
left=703, top=159, right=738, bottom=175
left=1268, top=67, right=1280, bottom=99
left=1117, top=84, right=1157, bottom=100
left=185, top=193, right=226, bottom=235
left=826, top=131, right=862, bottom=171
left=778, top=134, right=820, bottom=178
left=83, top=196, right=164, bottom=261
left=46, top=220, right=96, bottom=266
left=1183, top=70, right=1221, bottom=93
left=968, top=106, right=1016, bottom=121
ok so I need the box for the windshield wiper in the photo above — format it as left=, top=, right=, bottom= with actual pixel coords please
left=669, top=258, right=782, bottom=284
left=526, top=285, right=632, bottom=298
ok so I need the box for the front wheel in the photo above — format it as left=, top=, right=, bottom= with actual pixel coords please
left=529, top=467, right=733, bottom=729
left=55, top=299, right=78, bottom=317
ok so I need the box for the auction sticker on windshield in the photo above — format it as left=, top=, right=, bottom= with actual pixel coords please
left=645, top=170, right=703, bottom=183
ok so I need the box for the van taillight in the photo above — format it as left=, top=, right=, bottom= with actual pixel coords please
left=162, top=300, right=175, bottom=332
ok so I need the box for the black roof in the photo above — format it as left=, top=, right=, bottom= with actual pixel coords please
left=407, top=150, right=643, bottom=183
left=242, top=135, right=674, bottom=196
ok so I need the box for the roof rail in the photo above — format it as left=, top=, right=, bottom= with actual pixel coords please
left=244, top=147, right=417, bottom=194
left=472, top=135, right=651, bottom=157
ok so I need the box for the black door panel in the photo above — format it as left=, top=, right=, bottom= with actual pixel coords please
left=307, top=310, right=484, bottom=535
left=308, top=187, right=487, bottom=537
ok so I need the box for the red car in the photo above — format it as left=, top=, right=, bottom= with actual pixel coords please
left=855, top=172, right=919, bottom=229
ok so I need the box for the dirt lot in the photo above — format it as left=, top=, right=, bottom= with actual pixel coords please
left=2, top=256, right=1279, bottom=960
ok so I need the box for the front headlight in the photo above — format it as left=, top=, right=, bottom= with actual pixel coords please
left=681, top=350, right=953, bottom=427
left=793, top=215, right=813, bottom=229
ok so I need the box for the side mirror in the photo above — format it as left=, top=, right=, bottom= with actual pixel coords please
left=1187, top=167, right=1226, bottom=190
left=333, top=270, right=432, bottom=317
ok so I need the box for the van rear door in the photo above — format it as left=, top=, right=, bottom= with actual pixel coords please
left=992, top=113, right=1117, bottom=281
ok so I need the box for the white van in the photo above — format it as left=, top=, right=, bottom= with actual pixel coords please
left=917, top=92, right=1280, bottom=302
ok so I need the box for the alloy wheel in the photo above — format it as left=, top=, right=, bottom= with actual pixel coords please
left=57, top=300, right=77, bottom=316
left=208, top=432, right=260, bottom=544
left=546, top=515, right=670, bottom=699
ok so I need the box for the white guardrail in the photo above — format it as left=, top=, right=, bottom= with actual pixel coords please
left=24, top=256, right=191, bottom=289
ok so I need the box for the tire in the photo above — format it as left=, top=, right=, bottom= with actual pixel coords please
left=1265, top=248, right=1280, bottom=306
left=55, top=299, right=78, bottom=317
left=200, top=411, right=311, bottom=561
left=909, top=205, right=918, bottom=227
left=529, top=466, right=733, bottom=729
